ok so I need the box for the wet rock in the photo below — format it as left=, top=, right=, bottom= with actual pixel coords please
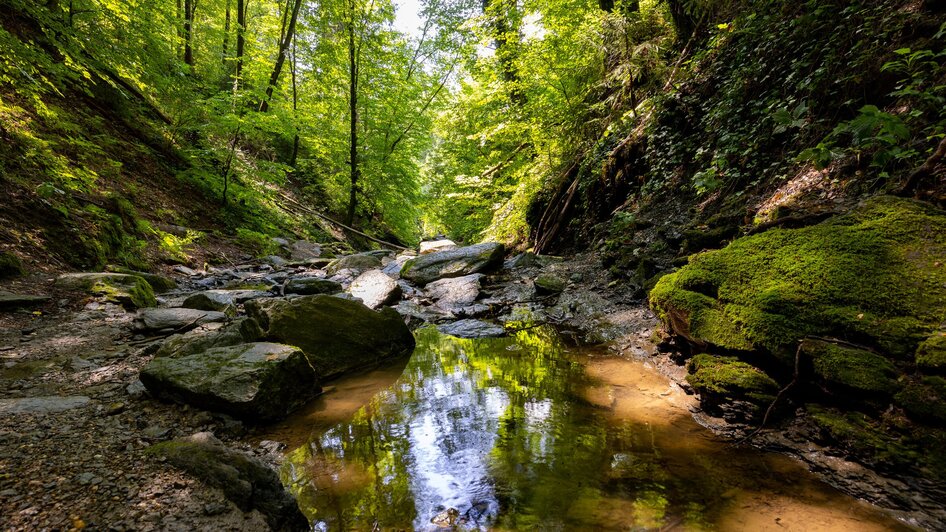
left=135, top=308, right=228, bottom=332
left=283, top=277, right=342, bottom=296
left=173, top=265, right=200, bottom=276
left=147, top=432, right=309, bottom=531
left=430, top=507, right=460, bottom=528
left=401, top=242, right=505, bottom=285
left=395, top=300, right=453, bottom=325
left=533, top=273, right=566, bottom=295
left=246, top=295, right=415, bottom=378
left=289, top=240, right=321, bottom=261
left=0, top=395, right=91, bottom=415
left=419, top=239, right=457, bottom=255
left=425, top=274, right=483, bottom=311
left=139, top=342, right=319, bottom=421
left=438, top=319, right=505, bottom=338
left=325, top=253, right=383, bottom=276
left=0, top=292, right=51, bottom=309
left=154, top=318, right=263, bottom=359
left=55, top=273, right=157, bottom=309
left=349, top=270, right=402, bottom=309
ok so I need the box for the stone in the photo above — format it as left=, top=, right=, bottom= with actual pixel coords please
left=246, top=295, right=415, bottom=378
left=289, top=240, right=321, bottom=261
left=437, top=319, right=505, bottom=338
left=263, top=255, right=289, bottom=268
left=139, top=342, right=319, bottom=421
left=173, top=265, right=199, bottom=276
left=55, top=273, right=156, bottom=309
left=400, top=242, right=505, bottom=285
left=135, top=308, right=228, bottom=332
left=154, top=318, right=263, bottom=359
left=0, top=292, right=51, bottom=309
left=146, top=432, right=309, bottom=531
left=419, top=239, right=457, bottom=255
left=283, top=277, right=342, bottom=296
left=349, top=270, right=402, bottom=309
left=182, top=291, right=237, bottom=315
left=534, top=273, right=567, bottom=294
left=425, top=274, right=483, bottom=310
left=325, top=253, right=383, bottom=275
left=105, top=267, right=177, bottom=293
left=395, top=300, right=453, bottom=325
left=0, top=396, right=91, bottom=415
left=381, top=254, right=413, bottom=279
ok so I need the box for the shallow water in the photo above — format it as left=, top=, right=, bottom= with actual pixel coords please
left=271, top=326, right=911, bottom=531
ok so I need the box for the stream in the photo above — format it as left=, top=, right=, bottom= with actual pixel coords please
left=262, top=326, right=911, bottom=531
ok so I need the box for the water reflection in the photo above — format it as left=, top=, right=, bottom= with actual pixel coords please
left=280, top=326, right=910, bottom=531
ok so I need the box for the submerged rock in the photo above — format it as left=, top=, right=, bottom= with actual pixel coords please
left=246, top=295, right=415, bottom=378
left=350, top=269, right=401, bottom=309
left=438, top=319, right=505, bottom=338
left=400, top=242, right=504, bottom=285
left=55, top=272, right=157, bottom=309
left=147, top=432, right=309, bottom=531
left=140, top=342, right=319, bottom=421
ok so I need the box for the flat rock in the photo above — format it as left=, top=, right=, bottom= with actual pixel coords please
left=419, top=239, right=457, bottom=254
left=437, top=319, right=505, bottom=338
left=325, top=252, right=385, bottom=275
left=135, top=308, right=228, bottom=332
left=400, top=243, right=504, bottom=285
left=350, top=270, right=402, bottom=309
left=140, top=342, right=319, bottom=421
left=289, top=240, right=322, bottom=261
left=425, top=274, right=483, bottom=310
left=283, top=277, right=342, bottom=296
left=0, top=395, right=91, bottom=415
left=182, top=291, right=237, bottom=315
left=0, top=292, right=51, bottom=309
left=155, top=318, right=263, bottom=359
left=55, top=272, right=156, bottom=309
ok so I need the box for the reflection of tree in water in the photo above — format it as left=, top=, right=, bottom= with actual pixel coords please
left=280, top=326, right=738, bottom=530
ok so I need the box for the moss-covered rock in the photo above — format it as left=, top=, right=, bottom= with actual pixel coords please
left=806, top=405, right=919, bottom=470
left=325, top=253, right=383, bottom=275
left=802, top=339, right=902, bottom=397
left=401, top=242, right=505, bottom=285
left=534, top=273, right=567, bottom=294
left=685, top=354, right=778, bottom=413
left=246, top=295, right=415, bottom=379
left=895, top=376, right=946, bottom=424
left=106, top=265, right=176, bottom=292
left=155, top=318, right=263, bottom=359
left=650, top=197, right=946, bottom=359
left=916, top=333, right=946, bottom=373
left=0, top=252, right=25, bottom=278
left=55, top=272, right=157, bottom=309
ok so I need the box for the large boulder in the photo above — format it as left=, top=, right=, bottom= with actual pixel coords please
left=154, top=318, right=263, bottom=359
left=140, top=342, right=319, bottom=421
left=419, top=239, right=457, bottom=254
left=325, top=253, right=383, bottom=276
left=400, top=243, right=505, bottom=285
left=55, top=272, right=157, bottom=309
left=147, top=432, right=309, bottom=531
left=425, top=274, right=483, bottom=311
left=105, top=266, right=176, bottom=293
left=135, top=308, right=228, bottom=332
left=349, top=270, right=401, bottom=309
left=289, top=240, right=321, bottom=261
left=283, top=277, right=342, bottom=296
left=245, top=295, right=415, bottom=378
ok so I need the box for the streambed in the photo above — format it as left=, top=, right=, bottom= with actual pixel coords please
left=264, top=327, right=910, bottom=531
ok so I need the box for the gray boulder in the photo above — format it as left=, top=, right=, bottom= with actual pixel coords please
left=419, top=239, right=457, bottom=254
left=325, top=253, right=383, bottom=275
left=425, top=274, right=483, bottom=311
left=400, top=243, right=504, bottom=285
left=0, top=291, right=51, bottom=309
left=140, top=342, right=319, bottom=421
left=438, top=319, right=505, bottom=338
left=350, top=270, right=402, bottom=309
left=147, top=432, right=309, bottom=531
left=155, top=318, right=263, bottom=359
left=135, top=308, right=228, bottom=332
left=182, top=291, right=237, bottom=315
left=246, top=295, right=415, bottom=379
left=290, top=240, right=321, bottom=261
left=534, top=273, right=567, bottom=294
left=283, top=277, right=342, bottom=296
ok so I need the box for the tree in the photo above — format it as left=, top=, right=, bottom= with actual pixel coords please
left=259, top=0, right=304, bottom=112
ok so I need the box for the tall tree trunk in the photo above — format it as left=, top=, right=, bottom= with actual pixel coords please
left=666, top=0, right=697, bottom=43
left=233, top=0, right=248, bottom=91
left=176, top=0, right=184, bottom=60
left=259, top=0, right=303, bottom=112
left=345, top=0, right=360, bottom=226
left=222, top=0, right=231, bottom=63
left=482, top=0, right=523, bottom=104
left=183, top=0, right=195, bottom=67
left=289, top=33, right=301, bottom=167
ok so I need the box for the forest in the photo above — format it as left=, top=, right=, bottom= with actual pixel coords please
left=1, top=0, right=945, bottom=530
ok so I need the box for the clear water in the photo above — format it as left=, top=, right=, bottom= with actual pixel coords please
left=271, top=326, right=910, bottom=531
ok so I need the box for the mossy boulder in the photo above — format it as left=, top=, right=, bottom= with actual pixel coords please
left=245, top=295, right=415, bottom=379
left=895, top=376, right=946, bottom=424
left=534, top=273, right=567, bottom=294
left=325, top=253, right=383, bottom=275
left=802, top=339, right=902, bottom=397
left=182, top=291, right=239, bottom=316
left=283, top=277, right=342, bottom=296
left=147, top=432, right=308, bottom=531
left=155, top=318, right=263, bottom=359
left=916, top=333, right=946, bottom=373
left=401, top=242, right=505, bottom=285
left=0, top=252, right=25, bottom=278
left=650, top=197, right=946, bottom=359
left=140, top=342, right=319, bottom=421
left=105, top=266, right=176, bottom=292
left=55, top=272, right=157, bottom=309
left=685, top=354, right=778, bottom=415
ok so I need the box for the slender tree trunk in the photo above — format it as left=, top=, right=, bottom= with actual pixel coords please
left=222, top=0, right=231, bottom=63
left=289, top=33, right=301, bottom=167
left=345, top=0, right=360, bottom=226
left=176, top=0, right=184, bottom=60
left=183, top=0, right=195, bottom=67
left=259, top=0, right=303, bottom=112
left=233, top=0, right=247, bottom=91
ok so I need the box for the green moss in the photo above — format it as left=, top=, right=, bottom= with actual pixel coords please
left=235, top=228, right=280, bottom=258
left=91, top=276, right=156, bottom=309
left=0, top=252, right=25, bottom=278
left=106, top=266, right=176, bottom=292
left=650, top=197, right=946, bottom=360
left=685, top=353, right=778, bottom=403
left=806, top=405, right=918, bottom=469
left=803, top=340, right=902, bottom=396
left=895, top=376, right=946, bottom=423
left=916, top=333, right=946, bottom=372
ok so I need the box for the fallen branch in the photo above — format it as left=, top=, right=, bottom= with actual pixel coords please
left=275, top=192, right=408, bottom=251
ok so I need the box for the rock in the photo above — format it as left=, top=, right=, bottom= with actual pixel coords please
left=419, top=239, right=457, bottom=255
left=246, top=295, right=415, bottom=378
left=55, top=273, right=157, bottom=309
left=263, top=255, right=289, bottom=268
left=0, top=292, right=51, bottom=309
left=0, top=251, right=25, bottom=278
left=105, top=266, right=177, bottom=293
left=349, top=270, right=402, bottom=309
left=0, top=395, right=91, bottom=415
left=803, top=339, right=902, bottom=397
left=430, top=508, right=460, bottom=527
left=381, top=254, right=413, bottom=279
left=182, top=291, right=237, bottom=315
left=916, top=333, right=946, bottom=373
left=135, top=308, right=228, bottom=332
left=289, top=240, right=321, bottom=261
left=272, top=237, right=290, bottom=248
left=147, top=432, right=309, bottom=531
left=325, top=253, right=383, bottom=275
left=437, top=319, right=505, bottom=338
left=425, top=274, right=483, bottom=310
left=283, top=277, right=342, bottom=296
left=395, top=300, right=453, bottom=325
left=401, top=242, right=505, bottom=285
left=173, top=265, right=200, bottom=276
left=685, top=354, right=778, bottom=420
left=126, top=380, right=148, bottom=399
left=155, top=318, right=263, bottom=359
left=139, top=342, right=319, bottom=421
left=533, top=273, right=566, bottom=295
